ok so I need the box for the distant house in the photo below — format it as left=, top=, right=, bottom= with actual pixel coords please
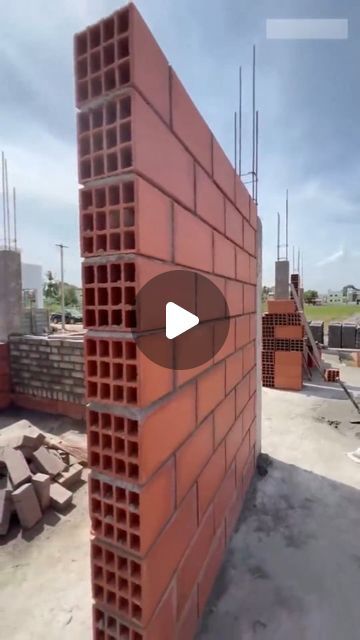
left=324, top=290, right=344, bottom=304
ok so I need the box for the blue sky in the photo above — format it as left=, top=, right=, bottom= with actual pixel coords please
left=1, top=0, right=359, bottom=292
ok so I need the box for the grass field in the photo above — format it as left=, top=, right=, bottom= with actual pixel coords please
left=303, top=304, right=360, bottom=325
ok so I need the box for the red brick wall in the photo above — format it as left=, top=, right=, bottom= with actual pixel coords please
left=75, top=4, right=258, bottom=638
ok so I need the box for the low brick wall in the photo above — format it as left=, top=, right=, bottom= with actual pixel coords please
left=8, top=336, right=85, bottom=419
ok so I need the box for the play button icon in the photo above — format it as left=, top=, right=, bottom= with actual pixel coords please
left=166, top=302, right=199, bottom=339
left=133, top=269, right=230, bottom=370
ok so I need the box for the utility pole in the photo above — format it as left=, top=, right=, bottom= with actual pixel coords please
left=56, top=243, right=68, bottom=331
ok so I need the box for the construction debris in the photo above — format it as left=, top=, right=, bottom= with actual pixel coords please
left=0, top=420, right=85, bottom=537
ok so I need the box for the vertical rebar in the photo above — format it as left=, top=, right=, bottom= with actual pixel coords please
left=277, top=212, right=280, bottom=261
left=234, top=111, right=237, bottom=171
left=1, top=152, right=6, bottom=248
left=292, top=246, right=295, bottom=272
left=298, top=248, right=301, bottom=276
left=252, top=45, right=256, bottom=200
left=285, top=189, right=289, bottom=260
left=5, top=159, right=11, bottom=250
left=13, top=187, right=17, bottom=249
left=255, top=110, right=259, bottom=204
left=239, top=65, right=242, bottom=177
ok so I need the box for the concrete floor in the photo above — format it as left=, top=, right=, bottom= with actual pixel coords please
left=1, top=362, right=360, bottom=639
left=198, top=363, right=360, bottom=640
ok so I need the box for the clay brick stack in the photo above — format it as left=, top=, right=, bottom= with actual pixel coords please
left=0, top=420, right=83, bottom=537
left=0, top=342, right=10, bottom=410
left=262, top=300, right=304, bottom=391
left=75, top=4, right=258, bottom=639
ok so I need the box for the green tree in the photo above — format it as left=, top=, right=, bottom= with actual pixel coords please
left=43, top=271, right=59, bottom=301
left=304, top=289, right=318, bottom=304
left=64, top=285, right=79, bottom=308
left=262, top=286, right=271, bottom=302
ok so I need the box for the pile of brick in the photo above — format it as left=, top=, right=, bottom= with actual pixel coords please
left=0, top=421, right=83, bottom=537
left=75, top=4, right=258, bottom=639
left=0, top=342, right=10, bottom=410
left=262, top=299, right=304, bottom=390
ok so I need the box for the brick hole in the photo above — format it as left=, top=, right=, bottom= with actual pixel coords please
left=90, top=50, right=101, bottom=74
left=76, top=32, right=87, bottom=56
left=123, top=265, right=134, bottom=285
left=127, top=419, right=138, bottom=436
left=103, top=483, right=114, bottom=501
left=129, top=491, right=139, bottom=509
left=109, top=185, right=121, bottom=205
left=118, top=61, right=130, bottom=86
left=104, top=522, right=114, bottom=538
left=122, top=181, right=134, bottom=203
left=85, top=309, right=96, bottom=326
left=113, top=363, right=124, bottom=380
left=97, top=265, right=108, bottom=283
left=79, top=136, right=91, bottom=157
left=93, top=131, right=104, bottom=153
left=96, top=630, right=105, bottom=640
left=123, top=208, right=134, bottom=228
left=91, top=477, right=101, bottom=496
left=126, top=364, right=137, bottom=382
left=112, top=341, right=123, bottom=359
left=123, top=231, right=135, bottom=250
left=110, top=264, right=122, bottom=283
left=89, top=430, right=100, bottom=448
left=102, top=452, right=113, bottom=472
left=92, top=544, right=103, bottom=561
left=104, top=67, right=116, bottom=92
left=88, top=409, right=99, bottom=430
left=128, top=463, right=139, bottom=480
left=95, top=235, right=107, bottom=253
left=98, top=308, right=109, bottom=326
left=91, top=75, right=103, bottom=98
left=115, top=459, right=126, bottom=475
left=107, top=616, right=117, bottom=635
left=117, top=9, right=129, bottom=34
left=91, top=498, right=101, bottom=515
left=97, top=288, right=109, bottom=306
left=106, top=590, right=116, bottom=607
left=85, top=288, right=95, bottom=306
left=105, top=102, right=117, bottom=125
left=111, top=309, right=123, bottom=326
left=125, top=342, right=136, bottom=360
left=106, top=126, right=117, bottom=149
left=103, top=15, right=115, bottom=41
left=127, top=441, right=138, bottom=459
left=118, top=577, right=129, bottom=595
left=83, top=212, right=94, bottom=231
left=80, top=158, right=91, bottom=180
left=131, top=583, right=142, bottom=600
left=87, top=360, right=97, bottom=378
left=115, top=487, right=126, bottom=503
left=124, top=287, right=135, bottom=306
left=109, top=233, right=121, bottom=252
left=90, top=450, right=100, bottom=467
left=83, top=237, right=94, bottom=254
left=131, top=604, right=142, bottom=622
left=113, top=385, right=124, bottom=402
left=109, top=211, right=120, bottom=230
left=106, top=569, right=116, bottom=587
left=77, top=80, right=89, bottom=103
left=119, top=121, right=131, bottom=144
left=93, top=564, right=103, bottom=583
left=103, top=42, right=115, bottom=69
left=77, top=57, right=88, bottom=80
left=116, top=526, right=127, bottom=545
left=81, top=188, right=92, bottom=208
left=119, top=96, right=131, bottom=119
left=116, top=506, right=126, bottom=523
left=100, top=382, right=111, bottom=400
left=125, top=310, right=136, bottom=329
left=130, top=534, right=140, bottom=552
left=89, top=24, right=101, bottom=49
left=94, top=187, right=106, bottom=208
left=113, top=416, right=125, bottom=434
left=92, top=107, right=104, bottom=129
left=87, top=381, right=98, bottom=398
left=117, top=37, right=129, bottom=59
left=100, top=361, right=110, bottom=378
left=129, top=513, right=140, bottom=530
left=93, top=154, right=105, bottom=177
left=114, top=437, right=125, bottom=454
left=94, top=584, right=104, bottom=600
left=107, top=152, right=118, bottom=173
left=86, top=335, right=97, bottom=355
left=95, top=211, right=106, bottom=231
left=132, top=632, right=143, bottom=640
left=120, top=145, right=132, bottom=169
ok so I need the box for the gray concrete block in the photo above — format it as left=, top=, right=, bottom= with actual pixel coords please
left=0, top=489, right=12, bottom=536
left=3, top=448, right=32, bottom=488
left=356, top=326, right=360, bottom=349
left=275, top=260, right=289, bottom=300
left=31, top=447, right=67, bottom=477
left=12, top=483, right=42, bottom=529
left=342, top=323, right=357, bottom=349
left=55, top=464, right=82, bottom=489
left=49, top=483, right=72, bottom=512
left=328, top=323, right=342, bottom=348
left=309, top=321, right=324, bottom=344
left=32, top=473, right=51, bottom=511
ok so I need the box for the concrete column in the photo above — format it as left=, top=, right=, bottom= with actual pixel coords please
left=0, top=250, right=22, bottom=341
left=256, top=218, right=262, bottom=457
left=275, top=260, right=289, bottom=299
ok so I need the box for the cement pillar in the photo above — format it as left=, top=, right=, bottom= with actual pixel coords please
left=275, top=260, right=289, bottom=299
left=0, top=250, right=22, bottom=341
left=256, top=218, right=262, bottom=457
